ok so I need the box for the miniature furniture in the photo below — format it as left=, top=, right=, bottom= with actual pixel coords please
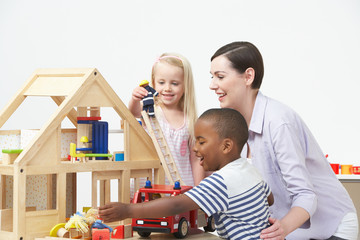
left=0, top=68, right=165, bottom=240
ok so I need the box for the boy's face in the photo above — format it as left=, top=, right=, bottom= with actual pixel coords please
left=193, top=119, right=225, bottom=171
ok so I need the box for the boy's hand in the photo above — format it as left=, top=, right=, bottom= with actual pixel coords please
left=99, top=202, right=129, bottom=222
left=132, top=86, right=148, bottom=101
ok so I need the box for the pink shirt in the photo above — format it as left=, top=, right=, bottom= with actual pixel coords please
left=156, top=107, right=194, bottom=186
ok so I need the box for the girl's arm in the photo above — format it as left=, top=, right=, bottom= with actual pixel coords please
left=99, top=194, right=199, bottom=223
left=128, top=86, right=148, bottom=118
left=189, top=147, right=206, bottom=186
left=260, top=207, right=310, bottom=240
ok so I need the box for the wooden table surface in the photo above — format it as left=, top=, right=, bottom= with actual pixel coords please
left=36, top=228, right=221, bottom=240
left=129, top=228, right=220, bottom=239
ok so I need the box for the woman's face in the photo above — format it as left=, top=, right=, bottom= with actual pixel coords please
left=209, top=55, right=247, bottom=111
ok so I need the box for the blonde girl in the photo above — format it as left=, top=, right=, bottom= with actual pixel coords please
left=129, top=53, right=205, bottom=186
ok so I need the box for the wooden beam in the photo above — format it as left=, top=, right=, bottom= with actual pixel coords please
left=51, top=96, right=77, bottom=127
left=56, top=173, right=66, bottom=222
left=14, top=69, right=95, bottom=167
left=13, top=166, right=26, bottom=240
left=0, top=71, right=38, bottom=128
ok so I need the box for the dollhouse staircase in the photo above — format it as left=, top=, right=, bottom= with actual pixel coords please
left=141, top=111, right=184, bottom=185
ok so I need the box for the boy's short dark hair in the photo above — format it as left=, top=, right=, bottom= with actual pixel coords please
left=211, top=41, right=264, bottom=89
left=199, top=108, right=248, bottom=150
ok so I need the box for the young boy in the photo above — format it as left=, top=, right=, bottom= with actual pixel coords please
left=99, top=108, right=274, bottom=239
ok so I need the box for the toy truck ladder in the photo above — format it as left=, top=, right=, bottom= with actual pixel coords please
left=141, top=111, right=184, bottom=185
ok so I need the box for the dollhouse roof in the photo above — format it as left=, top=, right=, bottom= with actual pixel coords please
left=0, top=68, right=158, bottom=170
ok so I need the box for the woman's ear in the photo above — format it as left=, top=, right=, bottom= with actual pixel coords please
left=244, top=67, right=255, bottom=87
left=222, top=138, right=233, bottom=154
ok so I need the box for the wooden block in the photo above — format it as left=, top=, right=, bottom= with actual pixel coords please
left=77, top=107, right=88, bottom=117
left=0, top=209, right=13, bottom=231
left=69, top=227, right=91, bottom=238
left=90, top=107, right=100, bottom=117
left=92, top=228, right=110, bottom=240
left=2, top=152, right=20, bottom=165
left=124, top=224, right=133, bottom=238
left=197, top=209, right=207, bottom=228
left=111, top=225, right=124, bottom=239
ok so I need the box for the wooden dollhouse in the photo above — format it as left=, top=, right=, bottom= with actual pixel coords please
left=0, top=68, right=165, bottom=240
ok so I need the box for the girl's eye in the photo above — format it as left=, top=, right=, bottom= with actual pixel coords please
left=172, top=82, right=178, bottom=86
left=157, top=81, right=165, bottom=85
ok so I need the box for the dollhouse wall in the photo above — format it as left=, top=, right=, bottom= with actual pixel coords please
left=0, top=129, right=76, bottom=217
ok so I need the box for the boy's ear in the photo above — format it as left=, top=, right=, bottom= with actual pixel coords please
left=222, top=138, right=233, bottom=154
left=244, top=67, right=255, bottom=87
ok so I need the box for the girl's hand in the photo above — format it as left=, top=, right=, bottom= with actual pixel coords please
left=99, top=202, right=129, bottom=222
left=260, top=217, right=286, bottom=240
left=132, top=86, right=148, bottom=101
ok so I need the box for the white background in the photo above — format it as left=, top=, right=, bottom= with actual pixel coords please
left=1, top=0, right=360, bottom=209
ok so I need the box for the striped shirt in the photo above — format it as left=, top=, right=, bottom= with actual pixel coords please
left=185, top=158, right=271, bottom=240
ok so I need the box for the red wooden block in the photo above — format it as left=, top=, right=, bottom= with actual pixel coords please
left=92, top=228, right=110, bottom=240
left=111, top=224, right=133, bottom=239
left=111, top=225, right=124, bottom=239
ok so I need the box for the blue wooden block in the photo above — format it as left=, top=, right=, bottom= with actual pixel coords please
left=115, top=152, right=124, bottom=161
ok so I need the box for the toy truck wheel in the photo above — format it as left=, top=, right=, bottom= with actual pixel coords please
left=203, top=215, right=216, bottom=232
left=173, top=218, right=189, bottom=239
left=138, top=231, right=151, bottom=237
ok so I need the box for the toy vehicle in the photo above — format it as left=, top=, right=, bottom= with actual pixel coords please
left=132, top=181, right=215, bottom=238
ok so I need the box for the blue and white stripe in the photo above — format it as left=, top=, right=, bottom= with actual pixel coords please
left=185, top=160, right=271, bottom=240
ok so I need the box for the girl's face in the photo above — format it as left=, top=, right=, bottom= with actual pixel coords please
left=153, top=62, right=185, bottom=109
left=193, top=119, right=224, bottom=171
left=209, top=55, right=247, bottom=111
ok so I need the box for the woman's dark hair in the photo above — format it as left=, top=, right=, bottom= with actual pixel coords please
left=211, top=41, right=264, bottom=89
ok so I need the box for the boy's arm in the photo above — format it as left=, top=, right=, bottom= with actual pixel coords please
left=267, top=192, right=274, bottom=206
left=99, top=194, right=199, bottom=223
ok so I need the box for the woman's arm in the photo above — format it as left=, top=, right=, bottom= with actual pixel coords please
left=260, top=206, right=310, bottom=240
left=99, top=194, right=199, bottom=223
left=261, top=124, right=315, bottom=239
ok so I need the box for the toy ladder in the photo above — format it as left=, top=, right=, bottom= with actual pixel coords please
left=141, top=111, right=184, bottom=185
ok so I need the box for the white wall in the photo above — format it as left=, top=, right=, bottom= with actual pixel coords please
left=1, top=1, right=359, bottom=165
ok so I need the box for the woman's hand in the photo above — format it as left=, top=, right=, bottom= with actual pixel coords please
left=260, top=217, right=286, bottom=240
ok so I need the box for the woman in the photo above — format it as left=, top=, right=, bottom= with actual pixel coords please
left=209, top=41, right=358, bottom=240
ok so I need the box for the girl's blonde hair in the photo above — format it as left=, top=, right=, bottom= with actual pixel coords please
left=151, top=52, right=197, bottom=142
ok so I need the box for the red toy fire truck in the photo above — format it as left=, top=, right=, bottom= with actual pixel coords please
left=132, top=181, right=215, bottom=238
